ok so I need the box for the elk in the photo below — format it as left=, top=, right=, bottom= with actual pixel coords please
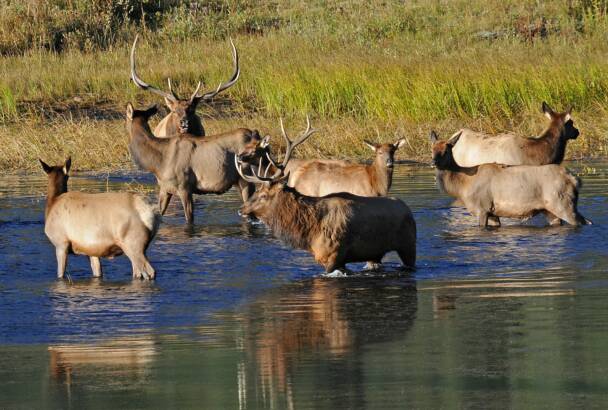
left=130, top=34, right=240, bottom=138
left=40, top=158, right=160, bottom=280
left=236, top=121, right=416, bottom=272
left=126, top=103, right=265, bottom=224
left=277, top=128, right=406, bottom=197
left=430, top=131, right=592, bottom=227
left=447, top=102, right=579, bottom=167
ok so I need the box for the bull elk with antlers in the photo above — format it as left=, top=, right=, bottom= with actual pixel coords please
left=126, top=103, right=265, bottom=224
left=236, top=119, right=416, bottom=272
left=40, top=158, right=160, bottom=280
left=130, top=35, right=240, bottom=138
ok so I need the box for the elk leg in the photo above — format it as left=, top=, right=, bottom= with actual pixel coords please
left=55, top=246, right=68, bottom=279
left=488, top=216, right=501, bottom=227
left=478, top=211, right=489, bottom=227
left=544, top=211, right=562, bottom=226
left=178, top=190, right=194, bottom=224
left=90, top=256, right=103, bottom=277
left=397, top=247, right=416, bottom=269
left=237, top=179, right=255, bottom=203
left=158, top=189, right=173, bottom=215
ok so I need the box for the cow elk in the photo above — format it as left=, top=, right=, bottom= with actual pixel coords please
left=125, top=103, right=265, bottom=224
left=278, top=130, right=407, bottom=197
left=236, top=120, right=416, bottom=272
left=447, top=102, right=579, bottom=167
left=130, top=34, right=240, bottom=138
left=430, top=131, right=591, bottom=227
left=40, top=158, right=160, bottom=280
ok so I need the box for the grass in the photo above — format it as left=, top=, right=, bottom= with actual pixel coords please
left=1, top=0, right=608, bottom=171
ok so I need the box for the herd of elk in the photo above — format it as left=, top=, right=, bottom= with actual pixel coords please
left=130, top=35, right=240, bottom=138
left=37, top=34, right=594, bottom=280
left=430, top=131, right=591, bottom=227
left=235, top=119, right=417, bottom=273
left=40, top=157, right=160, bottom=279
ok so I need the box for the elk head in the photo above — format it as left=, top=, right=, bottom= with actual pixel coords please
left=542, top=101, right=579, bottom=140
left=130, top=35, right=240, bottom=137
left=364, top=138, right=407, bottom=168
left=40, top=157, right=71, bottom=194
left=430, top=130, right=461, bottom=170
left=235, top=117, right=317, bottom=217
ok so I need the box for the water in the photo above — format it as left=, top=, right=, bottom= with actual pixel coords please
left=0, top=162, right=606, bottom=409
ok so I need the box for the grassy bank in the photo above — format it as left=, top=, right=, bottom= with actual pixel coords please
left=1, top=0, right=608, bottom=170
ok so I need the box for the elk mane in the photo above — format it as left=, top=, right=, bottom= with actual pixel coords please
left=267, top=188, right=352, bottom=250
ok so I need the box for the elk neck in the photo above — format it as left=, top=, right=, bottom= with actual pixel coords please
left=264, top=187, right=321, bottom=250
left=537, top=123, right=567, bottom=164
left=368, top=156, right=393, bottom=196
left=435, top=163, right=479, bottom=198
left=45, top=174, right=68, bottom=219
left=128, top=117, right=169, bottom=175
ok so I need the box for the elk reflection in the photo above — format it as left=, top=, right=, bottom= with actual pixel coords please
left=242, top=276, right=417, bottom=406
left=49, top=336, right=156, bottom=386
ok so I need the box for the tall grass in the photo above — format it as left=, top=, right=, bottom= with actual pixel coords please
left=1, top=0, right=608, bottom=170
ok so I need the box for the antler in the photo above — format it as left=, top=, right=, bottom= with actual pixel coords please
left=266, top=115, right=317, bottom=170
left=234, top=156, right=281, bottom=184
left=197, top=38, right=241, bottom=101
left=130, top=35, right=178, bottom=102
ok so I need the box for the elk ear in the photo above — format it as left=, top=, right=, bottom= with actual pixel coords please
left=126, top=103, right=134, bottom=120
left=63, top=157, right=72, bottom=174
left=165, top=97, right=178, bottom=110
left=363, top=140, right=377, bottom=151
left=260, top=135, right=271, bottom=148
left=565, top=106, right=573, bottom=122
left=542, top=101, right=555, bottom=120
left=429, top=131, right=439, bottom=144
left=39, top=159, right=53, bottom=174
left=394, top=138, right=407, bottom=150
left=447, top=131, right=462, bottom=146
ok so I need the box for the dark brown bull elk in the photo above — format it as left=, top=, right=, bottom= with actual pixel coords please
left=126, top=103, right=264, bottom=224
left=130, top=34, right=240, bottom=137
left=236, top=118, right=416, bottom=272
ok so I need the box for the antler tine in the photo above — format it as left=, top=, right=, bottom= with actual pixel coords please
left=189, top=81, right=203, bottom=102
left=234, top=156, right=279, bottom=184
left=280, top=115, right=317, bottom=168
left=130, top=35, right=177, bottom=102
left=199, top=38, right=241, bottom=101
left=167, top=78, right=179, bottom=100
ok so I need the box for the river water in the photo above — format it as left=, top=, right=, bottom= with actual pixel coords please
left=0, top=161, right=606, bottom=409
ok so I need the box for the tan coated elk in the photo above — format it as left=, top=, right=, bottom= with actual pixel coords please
left=430, top=131, right=591, bottom=227
left=126, top=103, right=265, bottom=224
left=236, top=119, right=416, bottom=272
left=447, top=102, right=579, bottom=167
left=40, top=158, right=160, bottom=280
left=130, top=35, right=240, bottom=138
left=278, top=129, right=406, bottom=197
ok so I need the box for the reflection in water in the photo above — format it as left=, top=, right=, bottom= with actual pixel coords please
left=239, top=276, right=417, bottom=409
left=49, top=336, right=156, bottom=388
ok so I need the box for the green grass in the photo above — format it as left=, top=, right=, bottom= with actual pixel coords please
left=1, top=0, right=608, bottom=170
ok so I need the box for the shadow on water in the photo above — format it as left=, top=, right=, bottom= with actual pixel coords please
left=0, top=161, right=607, bottom=408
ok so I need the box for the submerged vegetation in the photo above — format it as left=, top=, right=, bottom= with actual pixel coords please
left=1, top=0, right=608, bottom=170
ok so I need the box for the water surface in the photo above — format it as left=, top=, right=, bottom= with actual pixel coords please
left=0, top=162, right=607, bottom=409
